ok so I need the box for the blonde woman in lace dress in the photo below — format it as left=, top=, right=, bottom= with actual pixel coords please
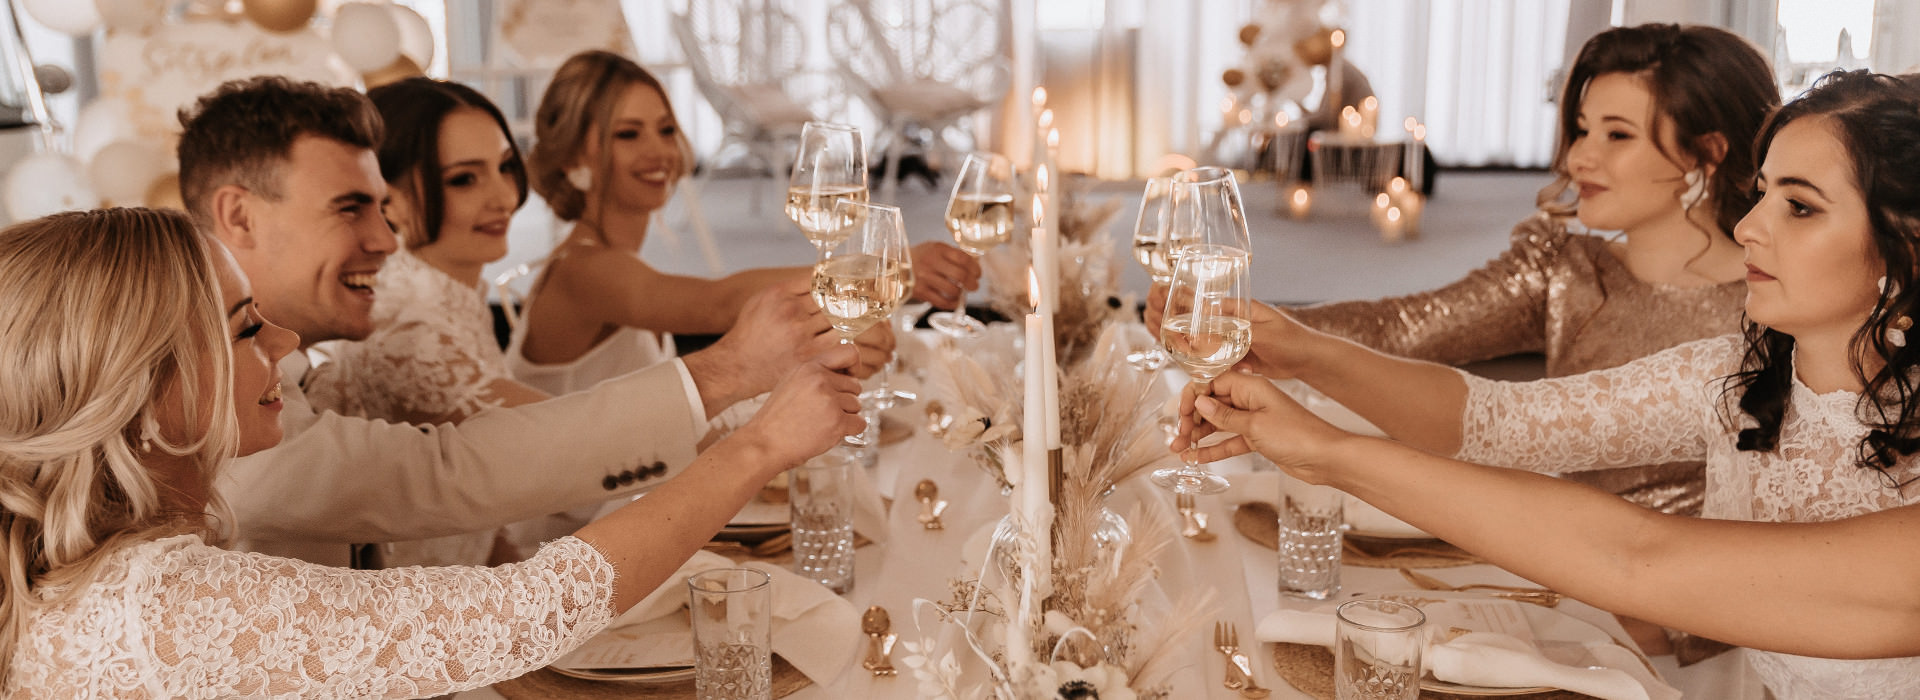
left=1167, top=25, right=1779, bottom=518
left=1176, top=71, right=1920, bottom=699
left=0, top=207, right=863, bottom=696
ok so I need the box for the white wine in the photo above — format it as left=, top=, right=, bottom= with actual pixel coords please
left=786, top=184, right=869, bottom=246
left=812, top=254, right=908, bottom=338
left=944, top=193, right=1015, bottom=255
left=1131, top=236, right=1171, bottom=281
left=1160, top=316, right=1252, bottom=380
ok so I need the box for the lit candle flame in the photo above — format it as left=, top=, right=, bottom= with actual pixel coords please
left=1028, top=264, right=1042, bottom=311
left=1292, top=188, right=1310, bottom=207
left=1035, top=165, right=1049, bottom=194
left=1387, top=207, right=1402, bottom=223
left=1330, top=29, right=1346, bottom=49
left=1032, top=87, right=1047, bottom=108
left=1388, top=177, right=1408, bottom=194
left=1032, top=193, right=1046, bottom=226
left=1047, top=129, right=1059, bottom=149
left=1405, top=116, right=1418, bottom=132
left=1413, top=124, right=1426, bottom=141
left=1039, top=109, right=1054, bottom=129
left=1343, top=106, right=1361, bottom=129
left=1275, top=113, right=1290, bottom=128
left=1375, top=193, right=1391, bottom=209
left=1220, top=97, right=1236, bottom=114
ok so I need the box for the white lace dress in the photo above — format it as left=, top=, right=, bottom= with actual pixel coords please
left=6, top=534, right=615, bottom=698
left=304, top=249, right=514, bottom=566
left=1454, top=334, right=1920, bottom=699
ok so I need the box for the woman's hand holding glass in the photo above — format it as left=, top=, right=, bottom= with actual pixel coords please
left=1170, top=370, right=1350, bottom=487
left=1151, top=245, right=1253, bottom=494
left=929, top=152, right=1016, bottom=339
left=788, top=122, right=869, bottom=253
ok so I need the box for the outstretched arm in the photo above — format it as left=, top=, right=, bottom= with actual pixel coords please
left=1181, top=370, right=1920, bottom=660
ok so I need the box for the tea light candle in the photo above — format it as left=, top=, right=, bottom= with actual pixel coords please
left=1286, top=184, right=1312, bottom=220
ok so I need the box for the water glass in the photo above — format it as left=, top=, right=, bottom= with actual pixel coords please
left=688, top=568, right=773, bottom=700
left=1277, top=470, right=1343, bottom=599
left=1335, top=599, right=1426, bottom=700
left=789, top=452, right=857, bottom=593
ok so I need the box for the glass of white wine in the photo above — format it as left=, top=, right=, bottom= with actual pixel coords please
left=1126, top=176, right=1177, bottom=371
left=787, top=121, right=869, bottom=253
left=1153, top=245, right=1251, bottom=495
left=812, top=200, right=911, bottom=446
left=927, top=152, right=1016, bottom=339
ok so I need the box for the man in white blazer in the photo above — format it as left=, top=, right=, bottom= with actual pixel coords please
left=176, top=75, right=860, bottom=566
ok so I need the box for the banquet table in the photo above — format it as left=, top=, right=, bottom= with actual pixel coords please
left=461, top=343, right=1769, bottom=700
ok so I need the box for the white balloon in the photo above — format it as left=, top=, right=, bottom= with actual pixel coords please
left=95, top=0, right=166, bottom=33
left=73, top=97, right=138, bottom=164
left=389, top=4, right=434, bottom=68
left=88, top=141, right=171, bottom=206
left=331, top=2, right=402, bottom=74
left=4, top=153, right=100, bottom=221
left=23, top=0, right=102, bottom=36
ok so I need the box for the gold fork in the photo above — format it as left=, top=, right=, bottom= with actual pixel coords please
left=1221, top=623, right=1271, bottom=698
left=1212, top=622, right=1246, bottom=690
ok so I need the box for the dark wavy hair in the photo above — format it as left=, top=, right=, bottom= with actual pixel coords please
left=1538, top=24, right=1779, bottom=239
left=367, top=77, right=528, bottom=249
left=1728, top=70, right=1920, bottom=484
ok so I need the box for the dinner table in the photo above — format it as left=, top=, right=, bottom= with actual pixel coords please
left=459, top=327, right=1770, bottom=700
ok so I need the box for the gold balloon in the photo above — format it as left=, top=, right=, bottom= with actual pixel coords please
left=1293, top=27, right=1337, bottom=67
left=1222, top=68, right=1246, bottom=88
left=242, top=0, right=317, bottom=33
left=1238, top=23, right=1261, bottom=46
left=143, top=173, right=184, bottom=212
left=361, top=55, right=424, bottom=90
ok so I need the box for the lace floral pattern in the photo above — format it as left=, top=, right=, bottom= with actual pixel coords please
left=7, top=535, right=616, bottom=698
left=1456, top=334, right=1920, bottom=699
left=306, top=249, right=511, bottom=422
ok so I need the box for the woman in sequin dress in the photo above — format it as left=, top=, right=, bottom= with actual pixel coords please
left=1178, top=71, right=1920, bottom=700
left=1275, top=25, right=1779, bottom=517
left=0, top=207, right=863, bottom=696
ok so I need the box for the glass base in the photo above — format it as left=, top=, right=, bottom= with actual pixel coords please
left=927, top=311, right=985, bottom=339
left=1150, top=466, right=1230, bottom=494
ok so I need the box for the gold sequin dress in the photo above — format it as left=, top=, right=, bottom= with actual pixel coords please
left=1293, top=213, right=1746, bottom=516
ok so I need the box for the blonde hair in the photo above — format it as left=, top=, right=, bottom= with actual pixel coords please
left=0, top=208, right=236, bottom=683
left=529, top=50, right=696, bottom=224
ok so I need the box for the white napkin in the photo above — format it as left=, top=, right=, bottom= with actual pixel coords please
left=1255, top=595, right=1679, bottom=700
left=557, top=551, right=862, bottom=686
left=1225, top=471, right=1430, bottom=539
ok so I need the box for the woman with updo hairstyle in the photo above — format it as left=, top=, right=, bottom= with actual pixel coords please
left=511, top=49, right=982, bottom=397
left=0, top=207, right=862, bottom=695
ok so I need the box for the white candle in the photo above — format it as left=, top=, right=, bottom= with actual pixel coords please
left=1041, top=312, right=1060, bottom=450
left=1023, top=309, right=1048, bottom=521
left=1380, top=204, right=1407, bottom=242
left=1410, top=122, right=1427, bottom=192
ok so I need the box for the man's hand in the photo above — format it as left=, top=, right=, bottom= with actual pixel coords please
left=683, top=279, right=831, bottom=415
left=909, top=241, right=982, bottom=310
left=731, top=347, right=867, bottom=472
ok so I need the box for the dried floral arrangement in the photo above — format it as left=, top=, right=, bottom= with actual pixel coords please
left=902, top=325, right=1213, bottom=700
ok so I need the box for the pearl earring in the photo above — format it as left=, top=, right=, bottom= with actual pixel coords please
left=1881, top=276, right=1911, bottom=348
left=566, top=166, right=592, bottom=192
left=1680, top=169, right=1707, bottom=210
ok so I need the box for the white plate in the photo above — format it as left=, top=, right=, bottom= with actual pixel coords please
left=551, top=613, right=700, bottom=684
left=731, top=496, right=790, bottom=526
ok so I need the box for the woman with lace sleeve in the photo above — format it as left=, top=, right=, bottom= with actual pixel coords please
left=0, top=208, right=864, bottom=697
left=301, top=78, right=559, bottom=567
left=1158, top=25, right=1777, bottom=518
left=1175, top=71, right=1920, bottom=699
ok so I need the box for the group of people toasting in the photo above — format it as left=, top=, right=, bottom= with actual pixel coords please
left=0, top=21, right=1918, bottom=700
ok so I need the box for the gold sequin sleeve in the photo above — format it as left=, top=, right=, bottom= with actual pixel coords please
left=1290, top=214, right=1567, bottom=367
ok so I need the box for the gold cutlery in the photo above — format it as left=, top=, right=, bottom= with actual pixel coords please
left=924, top=400, right=954, bottom=439
left=914, top=479, right=948, bottom=530
left=1399, top=568, right=1563, bottom=607
left=1212, top=622, right=1270, bottom=698
left=861, top=605, right=898, bottom=677
left=1176, top=493, right=1217, bottom=541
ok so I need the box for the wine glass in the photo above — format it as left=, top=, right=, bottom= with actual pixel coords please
left=928, top=152, right=1016, bottom=339
left=812, top=200, right=911, bottom=446
left=1165, top=166, right=1253, bottom=261
left=1126, top=176, right=1176, bottom=371
left=787, top=122, right=869, bottom=253
left=1151, top=245, right=1250, bottom=495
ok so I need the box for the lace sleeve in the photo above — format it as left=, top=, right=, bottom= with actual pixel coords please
left=1453, top=336, right=1740, bottom=473
left=13, top=535, right=618, bottom=698
left=310, top=314, right=509, bottom=424
left=1290, top=216, right=1564, bottom=366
